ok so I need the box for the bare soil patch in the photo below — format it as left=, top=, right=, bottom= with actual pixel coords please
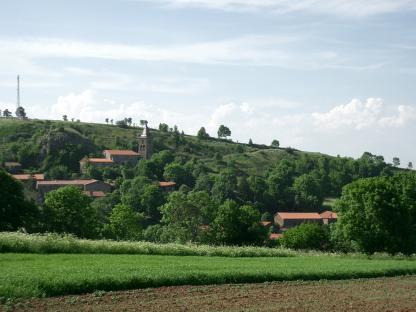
left=5, top=275, right=416, bottom=312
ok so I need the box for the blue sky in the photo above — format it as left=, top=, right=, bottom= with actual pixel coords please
left=0, top=0, right=415, bottom=165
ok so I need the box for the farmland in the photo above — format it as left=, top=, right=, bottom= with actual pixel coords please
left=1, top=253, right=416, bottom=299
left=7, top=276, right=416, bottom=312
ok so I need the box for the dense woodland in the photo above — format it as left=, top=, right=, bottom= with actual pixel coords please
left=1, top=118, right=415, bottom=254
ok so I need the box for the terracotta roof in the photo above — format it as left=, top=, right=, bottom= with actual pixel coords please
left=37, top=179, right=98, bottom=186
left=103, top=150, right=139, bottom=156
left=87, top=158, right=114, bottom=163
left=159, top=181, right=176, bottom=187
left=275, top=212, right=322, bottom=220
left=260, top=221, right=272, bottom=227
left=84, top=191, right=106, bottom=197
left=320, top=211, right=338, bottom=219
left=12, top=174, right=45, bottom=181
left=270, top=233, right=283, bottom=240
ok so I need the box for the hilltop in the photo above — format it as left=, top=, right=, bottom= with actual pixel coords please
left=0, top=117, right=318, bottom=177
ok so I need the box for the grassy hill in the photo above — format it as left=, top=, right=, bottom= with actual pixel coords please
left=0, top=118, right=320, bottom=177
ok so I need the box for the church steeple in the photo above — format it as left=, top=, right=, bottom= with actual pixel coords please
left=138, top=120, right=152, bottom=160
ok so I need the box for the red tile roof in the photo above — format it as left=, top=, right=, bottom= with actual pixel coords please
left=103, top=150, right=139, bottom=156
left=276, top=212, right=322, bottom=220
left=159, top=181, right=176, bottom=187
left=12, top=174, right=45, bottom=181
left=270, top=233, right=283, bottom=240
left=320, top=211, right=338, bottom=219
left=37, top=179, right=98, bottom=186
left=87, top=158, right=114, bottom=163
left=260, top=221, right=272, bottom=227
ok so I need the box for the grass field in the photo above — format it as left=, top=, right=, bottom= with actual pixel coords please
left=1, top=253, right=416, bottom=299
left=0, top=232, right=293, bottom=257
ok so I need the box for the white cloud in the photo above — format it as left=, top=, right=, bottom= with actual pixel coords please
left=150, top=0, right=416, bottom=16
left=312, top=98, right=416, bottom=130
left=0, top=35, right=376, bottom=70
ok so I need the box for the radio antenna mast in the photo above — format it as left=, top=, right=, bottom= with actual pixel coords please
left=17, top=75, right=21, bottom=108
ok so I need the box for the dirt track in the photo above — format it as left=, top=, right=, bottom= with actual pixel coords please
left=5, top=275, right=416, bottom=311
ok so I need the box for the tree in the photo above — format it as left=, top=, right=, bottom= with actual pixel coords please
left=15, top=106, right=27, bottom=119
left=116, top=119, right=128, bottom=128
left=105, top=118, right=109, bottom=125
left=3, top=109, right=11, bottom=118
left=0, top=169, right=38, bottom=231
left=43, top=186, right=98, bottom=238
left=211, top=169, right=237, bottom=204
left=334, top=174, right=416, bottom=255
left=271, top=140, right=280, bottom=148
left=393, top=157, right=400, bottom=167
left=62, top=115, right=68, bottom=121
left=248, top=138, right=253, bottom=146
left=106, top=204, right=144, bottom=240
left=110, top=119, right=113, bottom=125
left=197, top=127, right=209, bottom=139
left=126, top=117, right=132, bottom=126
left=292, top=172, right=323, bottom=211
left=408, top=162, right=413, bottom=170
left=217, top=125, right=231, bottom=139
left=280, top=223, right=330, bottom=250
left=210, top=200, right=266, bottom=245
left=140, top=184, right=165, bottom=223
left=159, top=190, right=214, bottom=242
left=159, top=123, right=169, bottom=132
left=163, top=162, right=193, bottom=187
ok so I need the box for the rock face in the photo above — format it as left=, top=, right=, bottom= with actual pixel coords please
left=39, top=127, right=98, bottom=171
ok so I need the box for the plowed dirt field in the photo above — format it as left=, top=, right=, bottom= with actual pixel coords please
left=6, top=275, right=416, bottom=312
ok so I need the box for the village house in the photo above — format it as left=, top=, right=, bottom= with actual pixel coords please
left=274, top=212, right=324, bottom=228
left=36, top=179, right=112, bottom=202
left=3, top=162, right=22, bottom=173
left=159, top=181, right=176, bottom=192
left=79, top=157, right=114, bottom=173
left=103, top=150, right=140, bottom=165
left=12, top=173, right=45, bottom=182
left=320, top=210, right=338, bottom=224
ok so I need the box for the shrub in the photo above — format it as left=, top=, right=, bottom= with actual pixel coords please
left=280, top=223, right=330, bottom=250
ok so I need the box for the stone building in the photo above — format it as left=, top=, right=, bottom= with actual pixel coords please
left=36, top=179, right=112, bottom=202
left=274, top=212, right=323, bottom=228
left=103, top=150, right=140, bottom=165
left=79, top=157, right=114, bottom=173
left=137, top=121, right=152, bottom=160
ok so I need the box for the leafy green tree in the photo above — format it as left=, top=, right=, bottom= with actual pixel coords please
left=194, top=173, right=213, bottom=192
left=266, top=160, right=296, bottom=209
left=46, top=165, right=71, bottom=180
left=217, top=125, right=231, bottom=139
left=393, top=157, right=400, bottom=167
left=140, top=184, right=165, bottom=223
left=292, top=172, right=323, bottom=211
left=334, top=174, right=416, bottom=255
left=261, top=212, right=272, bottom=222
left=15, top=106, right=27, bottom=119
left=163, top=162, right=194, bottom=187
left=197, top=127, right=209, bottom=139
left=159, top=123, right=169, bottom=132
left=62, top=115, right=68, bottom=121
left=120, top=176, right=152, bottom=212
left=408, top=162, right=413, bottom=170
left=211, top=169, right=237, bottom=204
left=210, top=200, right=266, bottom=245
left=271, top=140, right=280, bottom=148
left=248, top=138, right=253, bottom=146
left=159, top=190, right=214, bottom=242
left=0, top=169, right=39, bottom=231
left=106, top=204, right=144, bottom=240
left=43, top=186, right=98, bottom=238
left=280, top=223, right=330, bottom=250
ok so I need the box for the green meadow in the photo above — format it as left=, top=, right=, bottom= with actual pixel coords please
left=1, top=253, right=416, bottom=299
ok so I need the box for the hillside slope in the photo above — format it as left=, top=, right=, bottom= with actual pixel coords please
left=0, top=118, right=319, bottom=176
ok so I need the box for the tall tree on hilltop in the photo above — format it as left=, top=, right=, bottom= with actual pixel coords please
left=217, top=125, right=231, bottom=139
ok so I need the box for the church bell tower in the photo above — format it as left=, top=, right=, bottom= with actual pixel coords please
left=138, top=120, right=152, bottom=160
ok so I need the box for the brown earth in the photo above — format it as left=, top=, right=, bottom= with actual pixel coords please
left=4, top=275, right=416, bottom=312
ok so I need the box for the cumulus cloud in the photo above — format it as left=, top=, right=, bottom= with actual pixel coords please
left=312, top=98, right=416, bottom=130
left=150, top=0, right=416, bottom=16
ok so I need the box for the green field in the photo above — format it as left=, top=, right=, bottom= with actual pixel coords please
left=1, top=253, right=416, bottom=299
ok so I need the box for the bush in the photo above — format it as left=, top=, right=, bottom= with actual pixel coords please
left=280, top=223, right=330, bottom=250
